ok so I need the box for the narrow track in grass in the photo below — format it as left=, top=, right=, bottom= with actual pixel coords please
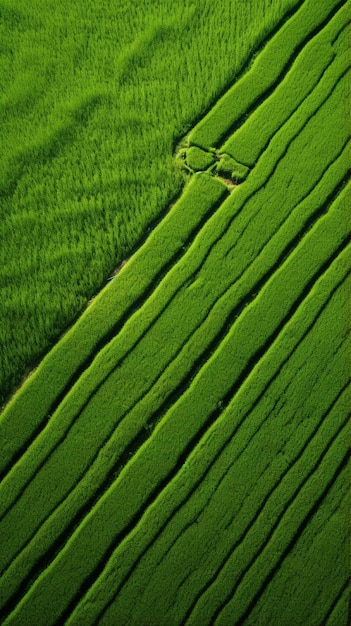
left=0, top=0, right=350, bottom=623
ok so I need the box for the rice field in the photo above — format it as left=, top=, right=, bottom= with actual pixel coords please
left=0, top=0, right=350, bottom=624
left=0, top=0, right=300, bottom=405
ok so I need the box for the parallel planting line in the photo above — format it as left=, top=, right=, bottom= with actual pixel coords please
left=181, top=376, right=351, bottom=625
left=68, top=262, right=351, bottom=626
left=9, top=227, right=348, bottom=626
left=1, top=1, right=349, bottom=622
left=241, top=468, right=351, bottom=625
left=131, top=377, right=351, bottom=625
left=2, top=229, right=350, bottom=624
left=99, top=331, right=350, bottom=625
left=247, top=490, right=351, bottom=626
left=1, top=253, right=349, bottom=621
left=159, top=331, right=350, bottom=617
left=213, top=450, right=350, bottom=626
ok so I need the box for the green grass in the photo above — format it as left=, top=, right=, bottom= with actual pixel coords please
left=222, top=2, right=351, bottom=164
left=188, top=0, right=344, bottom=149
left=0, top=0, right=350, bottom=624
left=183, top=146, right=216, bottom=172
left=0, top=173, right=227, bottom=478
left=0, top=0, right=300, bottom=405
left=1, top=58, right=348, bottom=530
left=1, top=20, right=347, bottom=478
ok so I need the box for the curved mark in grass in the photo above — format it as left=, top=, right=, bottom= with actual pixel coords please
left=331, top=18, right=351, bottom=46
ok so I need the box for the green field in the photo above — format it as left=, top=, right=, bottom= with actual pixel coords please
left=0, top=0, right=350, bottom=624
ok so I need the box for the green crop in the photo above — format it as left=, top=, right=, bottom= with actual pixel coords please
left=0, top=0, right=300, bottom=405
left=0, top=1, right=350, bottom=624
left=188, top=0, right=344, bottom=149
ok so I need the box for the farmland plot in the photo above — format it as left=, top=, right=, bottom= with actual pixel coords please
left=0, top=0, right=350, bottom=624
left=0, top=0, right=300, bottom=405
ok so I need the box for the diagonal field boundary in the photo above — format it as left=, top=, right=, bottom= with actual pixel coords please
left=0, top=0, right=350, bottom=623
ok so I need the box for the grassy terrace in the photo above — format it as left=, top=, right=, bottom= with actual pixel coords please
left=0, top=0, right=350, bottom=624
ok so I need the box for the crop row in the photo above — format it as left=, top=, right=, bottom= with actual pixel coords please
left=4, top=227, right=349, bottom=625
left=0, top=53, right=350, bottom=623
left=188, top=0, right=344, bottom=150
left=67, top=262, right=351, bottom=625
left=1, top=144, right=349, bottom=617
left=243, top=465, right=350, bottom=626
left=1, top=2, right=349, bottom=622
left=102, top=379, right=351, bottom=626
left=222, top=2, right=350, bottom=165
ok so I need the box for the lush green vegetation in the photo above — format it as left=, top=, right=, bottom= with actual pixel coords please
left=0, top=173, right=227, bottom=478
left=222, top=2, right=351, bottom=165
left=0, top=0, right=300, bottom=405
left=188, top=0, right=345, bottom=149
left=0, top=0, right=350, bottom=624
